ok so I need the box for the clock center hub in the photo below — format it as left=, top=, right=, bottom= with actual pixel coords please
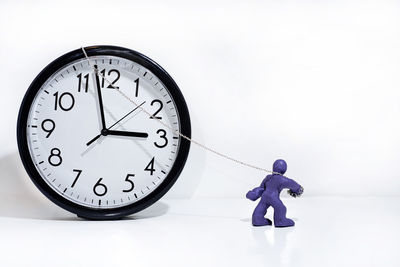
left=101, top=129, right=108, bottom=136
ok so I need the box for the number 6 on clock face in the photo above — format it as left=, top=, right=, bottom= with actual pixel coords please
left=17, top=46, right=191, bottom=219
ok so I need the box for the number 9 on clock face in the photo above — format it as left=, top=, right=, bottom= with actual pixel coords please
left=17, top=46, right=191, bottom=219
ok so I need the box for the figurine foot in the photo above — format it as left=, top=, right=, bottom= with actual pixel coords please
left=252, top=217, right=272, bottom=226
left=274, top=218, right=295, bottom=227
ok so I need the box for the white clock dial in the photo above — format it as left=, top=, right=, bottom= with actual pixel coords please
left=25, top=55, right=181, bottom=209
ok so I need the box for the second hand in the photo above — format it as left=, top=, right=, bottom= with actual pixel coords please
left=86, top=101, right=146, bottom=146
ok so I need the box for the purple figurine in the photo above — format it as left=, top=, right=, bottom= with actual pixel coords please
left=246, top=159, right=303, bottom=227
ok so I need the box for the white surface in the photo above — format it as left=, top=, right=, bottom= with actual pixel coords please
left=0, top=197, right=399, bottom=267
left=0, top=1, right=399, bottom=265
left=0, top=0, right=400, bottom=198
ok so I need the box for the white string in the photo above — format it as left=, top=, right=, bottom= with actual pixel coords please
left=81, top=47, right=279, bottom=175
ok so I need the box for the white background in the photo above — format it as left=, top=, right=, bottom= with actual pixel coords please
left=1, top=1, right=400, bottom=267
left=1, top=0, right=400, bottom=199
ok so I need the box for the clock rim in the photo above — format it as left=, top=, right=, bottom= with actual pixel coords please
left=16, top=45, right=191, bottom=219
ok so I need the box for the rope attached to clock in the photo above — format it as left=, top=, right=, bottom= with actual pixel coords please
left=81, top=47, right=280, bottom=176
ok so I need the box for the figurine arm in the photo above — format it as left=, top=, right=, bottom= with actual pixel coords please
left=246, top=187, right=264, bottom=201
left=246, top=177, right=269, bottom=201
left=282, top=177, right=303, bottom=196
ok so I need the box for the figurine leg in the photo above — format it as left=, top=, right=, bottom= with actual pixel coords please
left=252, top=201, right=272, bottom=226
left=271, top=198, right=295, bottom=227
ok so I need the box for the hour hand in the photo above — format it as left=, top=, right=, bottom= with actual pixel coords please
left=106, top=130, right=148, bottom=138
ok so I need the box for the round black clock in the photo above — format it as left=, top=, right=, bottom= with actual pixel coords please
left=17, top=45, right=191, bottom=219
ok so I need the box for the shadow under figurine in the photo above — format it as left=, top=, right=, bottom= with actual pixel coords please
left=246, top=159, right=303, bottom=227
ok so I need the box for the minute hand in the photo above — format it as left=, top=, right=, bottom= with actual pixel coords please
left=94, top=64, right=106, bottom=130
left=106, top=130, right=148, bottom=138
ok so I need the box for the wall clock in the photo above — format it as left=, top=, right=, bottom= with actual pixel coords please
left=17, top=45, right=191, bottom=219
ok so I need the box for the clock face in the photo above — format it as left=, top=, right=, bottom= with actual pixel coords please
left=17, top=46, right=191, bottom=219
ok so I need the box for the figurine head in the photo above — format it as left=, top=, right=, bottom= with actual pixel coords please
left=273, top=159, right=287, bottom=174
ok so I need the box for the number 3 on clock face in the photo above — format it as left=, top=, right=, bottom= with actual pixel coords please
left=17, top=46, right=191, bottom=219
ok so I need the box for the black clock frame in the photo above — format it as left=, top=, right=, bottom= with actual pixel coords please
left=17, top=45, right=191, bottom=220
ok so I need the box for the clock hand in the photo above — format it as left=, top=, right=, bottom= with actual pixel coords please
left=86, top=101, right=147, bottom=146
left=86, top=134, right=101, bottom=146
left=107, top=101, right=146, bottom=129
left=94, top=64, right=107, bottom=130
left=86, top=130, right=148, bottom=146
left=106, top=130, right=148, bottom=138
